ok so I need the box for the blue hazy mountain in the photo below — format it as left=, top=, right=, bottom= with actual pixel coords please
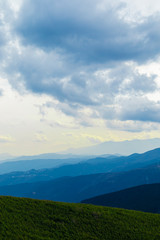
left=0, top=154, right=96, bottom=174
left=0, top=148, right=160, bottom=186
left=63, top=138, right=160, bottom=155
left=1, top=162, right=160, bottom=203
left=11, top=153, right=94, bottom=161
left=0, top=155, right=117, bottom=185
left=1, top=138, right=160, bottom=175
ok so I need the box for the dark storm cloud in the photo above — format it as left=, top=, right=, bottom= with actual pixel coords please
left=102, top=97, right=160, bottom=123
left=106, top=120, right=159, bottom=132
left=119, top=98, right=160, bottom=123
left=6, top=46, right=156, bottom=108
left=5, top=46, right=96, bottom=106
left=2, top=0, right=160, bottom=129
left=15, top=0, right=160, bottom=63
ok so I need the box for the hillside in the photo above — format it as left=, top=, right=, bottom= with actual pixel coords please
left=1, top=163, right=160, bottom=203
left=1, top=196, right=160, bottom=239
left=82, top=183, right=160, bottom=213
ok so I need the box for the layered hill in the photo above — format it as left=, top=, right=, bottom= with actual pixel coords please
left=82, top=183, right=160, bottom=213
left=1, top=147, right=160, bottom=187
left=0, top=155, right=91, bottom=174
left=1, top=164, right=160, bottom=202
left=0, top=155, right=117, bottom=186
left=1, top=196, right=160, bottom=239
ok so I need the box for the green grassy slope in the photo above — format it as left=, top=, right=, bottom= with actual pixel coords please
left=0, top=197, right=160, bottom=239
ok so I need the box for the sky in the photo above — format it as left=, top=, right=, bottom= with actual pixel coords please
left=0, top=0, right=160, bottom=156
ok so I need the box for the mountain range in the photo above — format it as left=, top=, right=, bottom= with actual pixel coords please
left=62, top=138, right=160, bottom=155
left=0, top=147, right=160, bottom=187
left=1, top=162, right=160, bottom=203
left=0, top=154, right=94, bottom=174
left=0, top=147, right=160, bottom=205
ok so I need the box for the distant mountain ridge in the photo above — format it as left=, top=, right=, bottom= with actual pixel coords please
left=1, top=162, right=160, bottom=203
left=82, top=183, right=160, bottom=213
left=1, top=147, right=160, bottom=186
left=0, top=155, right=95, bottom=174
left=0, top=155, right=118, bottom=186
left=0, top=149, right=160, bottom=190
left=12, top=153, right=94, bottom=161
left=0, top=145, right=160, bottom=177
left=63, top=138, right=160, bottom=155
left=1, top=138, right=160, bottom=164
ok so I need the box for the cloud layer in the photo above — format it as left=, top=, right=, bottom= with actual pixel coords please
left=15, top=0, right=160, bottom=63
left=1, top=0, right=160, bottom=132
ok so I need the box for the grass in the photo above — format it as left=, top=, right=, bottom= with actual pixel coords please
left=0, top=196, right=160, bottom=239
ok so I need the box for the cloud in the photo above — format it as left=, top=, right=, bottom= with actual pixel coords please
left=5, top=46, right=157, bottom=105
left=106, top=120, right=160, bottom=132
left=5, top=42, right=159, bottom=128
left=102, top=96, right=160, bottom=123
left=1, top=0, right=160, bottom=133
left=0, top=3, right=10, bottom=62
left=5, top=45, right=96, bottom=105
left=119, top=97, right=160, bottom=122
left=14, top=0, right=160, bottom=63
